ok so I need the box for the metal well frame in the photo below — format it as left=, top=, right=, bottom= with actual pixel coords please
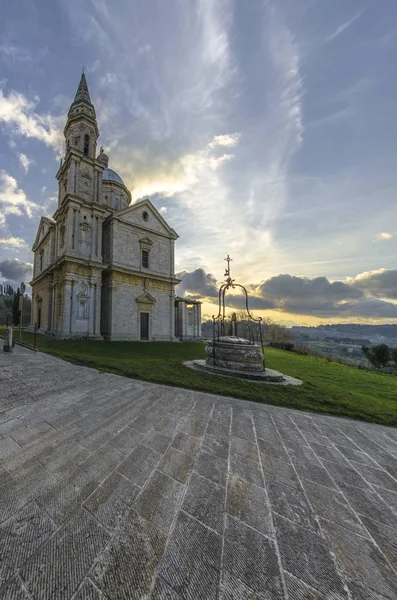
left=212, top=255, right=265, bottom=369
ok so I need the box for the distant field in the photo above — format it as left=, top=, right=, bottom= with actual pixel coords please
left=2, top=327, right=397, bottom=426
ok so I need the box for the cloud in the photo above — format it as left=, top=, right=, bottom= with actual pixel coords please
left=209, top=133, right=241, bottom=148
left=373, top=232, right=395, bottom=242
left=100, top=73, right=118, bottom=86
left=0, top=258, right=32, bottom=282
left=0, top=170, right=37, bottom=226
left=0, top=88, right=63, bottom=155
left=176, top=268, right=218, bottom=299
left=181, top=268, right=397, bottom=319
left=138, top=44, right=151, bottom=54
left=0, top=237, right=28, bottom=249
left=348, top=269, right=397, bottom=300
left=18, top=152, right=31, bottom=173
left=0, top=44, right=32, bottom=62
left=325, top=11, right=364, bottom=43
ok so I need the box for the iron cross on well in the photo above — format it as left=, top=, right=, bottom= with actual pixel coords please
left=224, top=254, right=232, bottom=277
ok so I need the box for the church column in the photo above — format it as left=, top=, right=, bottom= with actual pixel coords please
left=68, top=160, right=75, bottom=194
left=198, top=303, right=202, bottom=338
left=94, top=279, right=101, bottom=335
left=62, top=279, right=73, bottom=333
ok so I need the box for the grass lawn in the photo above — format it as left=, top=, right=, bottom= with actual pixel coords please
left=2, top=326, right=397, bottom=426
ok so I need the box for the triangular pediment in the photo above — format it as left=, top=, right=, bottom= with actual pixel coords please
left=136, top=292, right=156, bottom=304
left=32, top=216, right=55, bottom=250
left=112, top=199, right=178, bottom=239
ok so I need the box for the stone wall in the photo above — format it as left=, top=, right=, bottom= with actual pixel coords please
left=104, top=282, right=175, bottom=341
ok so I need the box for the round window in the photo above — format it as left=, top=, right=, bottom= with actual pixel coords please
left=142, top=211, right=149, bottom=222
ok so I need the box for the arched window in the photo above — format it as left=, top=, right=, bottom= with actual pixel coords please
left=84, top=134, right=90, bottom=156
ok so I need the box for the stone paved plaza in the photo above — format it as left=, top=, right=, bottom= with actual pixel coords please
left=1, top=346, right=397, bottom=599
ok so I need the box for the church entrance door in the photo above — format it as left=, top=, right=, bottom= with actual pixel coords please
left=140, top=312, right=149, bottom=340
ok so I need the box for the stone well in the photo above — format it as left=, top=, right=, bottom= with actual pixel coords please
left=205, top=336, right=264, bottom=372
left=184, top=335, right=302, bottom=384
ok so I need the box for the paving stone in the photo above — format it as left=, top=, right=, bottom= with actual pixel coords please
left=293, top=457, right=338, bottom=489
left=0, top=463, right=56, bottom=524
left=223, top=514, right=283, bottom=597
left=308, top=442, right=347, bottom=464
left=20, top=508, right=110, bottom=600
left=321, top=462, right=370, bottom=492
left=37, top=466, right=98, bottom=525
left=91, top=509, right=167, bottom=600
left=195, top=450, right=228, bottom=487
left=41, top=440, right=91, bottom=479
left=108, top=425, right=145, bottom=454
left=302, top=431, right=335, bottom=447
left=0, top=501, right=56, bottom=586
left=303, top=480, right=367, bottom=536
left=180, top=416, right=208, bottom=438
left=227, top=475, right=272, bottom=536
left=230, top=452, right=263, bottom=487
left=117, top=444, right=160, bottom=486
left=284, top=572, right=328, bottom=599
left=255, top=426, right=281, bottom=446
left=159, top=447, right=195, bottom=484
left=84, top=471, right=140, bottom=531
left=360, top=517, right=397, bottom=567
left=338, top=481, right=397, bottom=528
left=150, top=577, right=182, bottom=599
left=267, top=479, right=319, bottom=533
left=230, top=436, right=259, bottom=462
left=206, top=417, right=230, bottom=440
left=0, top=437, right=21, bottom=460
left=321, top=518, right=397, bottom=599
left=0, top=576, right=31, bottom=600
left=0, top=461, right=12, bottom=487
left=345, top=580, right=391, bottom=600
left=159, top=510, right=222, bottom=600
left=170, top=432, right=200, bottom=457
left=76, top=426, right=115, bottom=452
left=135, top=470, right=183, bottom=534
left=273, top=513, right=347, bottom=598
left=154, top=417, right=179, bottom=438
left=349, top=461, right=397, bottom=492
left=285, top=443, right=322, bottom=466
left=72, top=579, right=106, bottom=599
left=319, top=428, right=361, bottom=451
left=373, top=487, right=397, bottom=513
left=220, top=570, right=268, bottom=599
left=231, top=418, right=256, bottom=442
left=256, top=436, right=289, bottom=460
left=260, top=454, right=300, bottom=488
left=201, top=434, right=229, bottom=460
left=144, top=431, right=172, bottom=454
left=277, top=429, right=309, bottom=448
left=80, top=444, right=124, bottom=482
left=182, top=471, right=225, bottom=533
left=335, top=445, right=377, bottom=467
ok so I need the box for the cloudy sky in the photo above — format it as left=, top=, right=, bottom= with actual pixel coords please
left=0, top=0, right=396, bottom=325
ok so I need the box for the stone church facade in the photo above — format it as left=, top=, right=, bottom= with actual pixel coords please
left=30, top=74, right=201, bottom=341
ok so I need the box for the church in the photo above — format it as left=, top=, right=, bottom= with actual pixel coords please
left=30, top=74, right=201, bottom=341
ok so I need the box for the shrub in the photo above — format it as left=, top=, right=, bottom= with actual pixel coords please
left=270, top=342, right=295, bottom=351
left=362, top=344, right=390, bottom=369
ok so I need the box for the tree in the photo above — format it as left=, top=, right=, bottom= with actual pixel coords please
left=362, top=344, right=390, bottom=369
left=390, top=347, right=397, bottom=366
left=12, top=288, right=21, bottom=326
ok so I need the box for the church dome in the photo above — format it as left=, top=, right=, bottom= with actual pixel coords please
left=102, top=168, right=125, bottom=186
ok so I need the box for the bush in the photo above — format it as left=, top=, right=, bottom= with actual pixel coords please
left=270, top=342, right=295, bottom=351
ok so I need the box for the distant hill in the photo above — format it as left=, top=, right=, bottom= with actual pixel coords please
left=291, top=324, right=397, bottom=345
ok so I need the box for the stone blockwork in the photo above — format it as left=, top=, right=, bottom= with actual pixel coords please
left=1, top=346, right=397, bottom=599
